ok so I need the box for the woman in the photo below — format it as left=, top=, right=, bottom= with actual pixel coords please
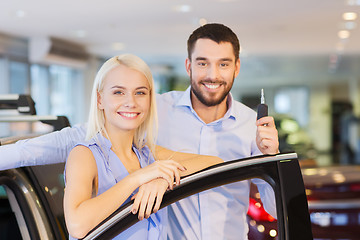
left=64, top=54, right=222, bottom=239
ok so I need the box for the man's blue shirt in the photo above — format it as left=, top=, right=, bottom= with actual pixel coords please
left=156, top=87, right=276, bottom=240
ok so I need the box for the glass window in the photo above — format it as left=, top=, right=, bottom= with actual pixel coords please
left=0, top=57, right=9, bottom=94
left=0, top=58, right=10, bottom=137
left=0, top=59, right=31, bottom=137
left=48, top=65, right=83, bottom=125
left=1, top=55, right=85, bottom=133
left=31, top=64, right=50, bottom=115
left=9, top=61, right=29, bottom=94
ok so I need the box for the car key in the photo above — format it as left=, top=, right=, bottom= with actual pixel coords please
left=257, top=88, right=268, bottom=120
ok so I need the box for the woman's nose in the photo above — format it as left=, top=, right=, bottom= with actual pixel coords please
left=123, top=95, right=136, bottom=108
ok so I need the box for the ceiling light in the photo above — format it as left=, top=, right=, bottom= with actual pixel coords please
left=342, top=12, right=357, bottom=21
left=338, top=30, right=350, bottom=39
left=173, top=5, right=192, bottom=12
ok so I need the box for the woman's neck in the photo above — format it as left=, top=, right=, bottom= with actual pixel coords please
left=103, top=124, right=135, bottom=159
left=104, top=126, right=141, bottom=173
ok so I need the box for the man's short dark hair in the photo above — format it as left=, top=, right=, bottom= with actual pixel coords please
left=187, top=23, right=240, bottom=61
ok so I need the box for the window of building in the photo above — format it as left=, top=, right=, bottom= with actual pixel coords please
left=9, top=60, right=30, bottom=94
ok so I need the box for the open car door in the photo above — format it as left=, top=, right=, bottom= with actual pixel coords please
left=83, top=153, right=313, bottom=240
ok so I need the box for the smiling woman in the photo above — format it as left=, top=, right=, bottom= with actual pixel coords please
left=63, top=54, right=223, bottom=239
left=89, top=56, right=157, bottom=153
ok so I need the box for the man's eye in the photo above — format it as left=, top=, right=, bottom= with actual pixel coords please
left=198, top=62, right=207, bottom=67
left=220, top=63, right=229, bottom=67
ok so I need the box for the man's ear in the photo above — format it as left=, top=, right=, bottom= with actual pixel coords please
left=185, top=58, right=191, bottom=77
left=97, top=92, right=104, bottom=110
left=234, top=58, right=241, bottom=78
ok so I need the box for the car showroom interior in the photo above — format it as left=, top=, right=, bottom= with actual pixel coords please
left=0, top=1, right=360, bottom=239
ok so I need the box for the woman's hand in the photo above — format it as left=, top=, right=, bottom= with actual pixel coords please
left=134, top=160, right=186, bottom=190
left=131, top=178, right=168, bottom=220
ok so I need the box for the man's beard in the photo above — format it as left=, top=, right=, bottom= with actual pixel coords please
left=190, top=71, right=234, bottom=107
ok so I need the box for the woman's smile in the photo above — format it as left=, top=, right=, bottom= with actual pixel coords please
left=118, top=111, right=140, bottom=119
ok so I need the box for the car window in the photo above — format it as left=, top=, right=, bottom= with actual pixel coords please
left=0, top=185, right=24, bottom=240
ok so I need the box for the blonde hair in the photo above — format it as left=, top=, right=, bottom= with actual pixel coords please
left=86, top=54, right=158, bottom=153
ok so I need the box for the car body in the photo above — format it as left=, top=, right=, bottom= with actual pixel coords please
left=0, top=161, right=67, bottom=239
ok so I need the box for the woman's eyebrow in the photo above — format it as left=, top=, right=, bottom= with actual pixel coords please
left=110, top=85, right=149, bottom=90
left=135, top=86, right=149, bottom=90
left=111, top=85, right=125, bottom=89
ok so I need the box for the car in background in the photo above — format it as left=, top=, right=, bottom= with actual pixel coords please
left=303, top=165, right=360, bottom=239
left=247, top=164, right=360, bottom=239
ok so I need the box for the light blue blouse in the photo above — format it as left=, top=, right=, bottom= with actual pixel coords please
left=67, top=133, right=167, bottom=240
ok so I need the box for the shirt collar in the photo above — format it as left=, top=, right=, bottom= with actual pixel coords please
left=90, top=132, right=112, bottom=160
left=91, top=132, right=149, bottom=167
left=175, top=86, right=237, bottom=121
left=175, top=86, right=193, bottom=107
left=225, top=93, right=236, bottom=120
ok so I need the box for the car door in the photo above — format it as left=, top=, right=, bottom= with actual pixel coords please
left=83, top=153, right=313, bottom=240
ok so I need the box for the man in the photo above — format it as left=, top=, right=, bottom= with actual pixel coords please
left=0, top=23, right=278, bottom=239
left=156, top=23, right=278, bottom=239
